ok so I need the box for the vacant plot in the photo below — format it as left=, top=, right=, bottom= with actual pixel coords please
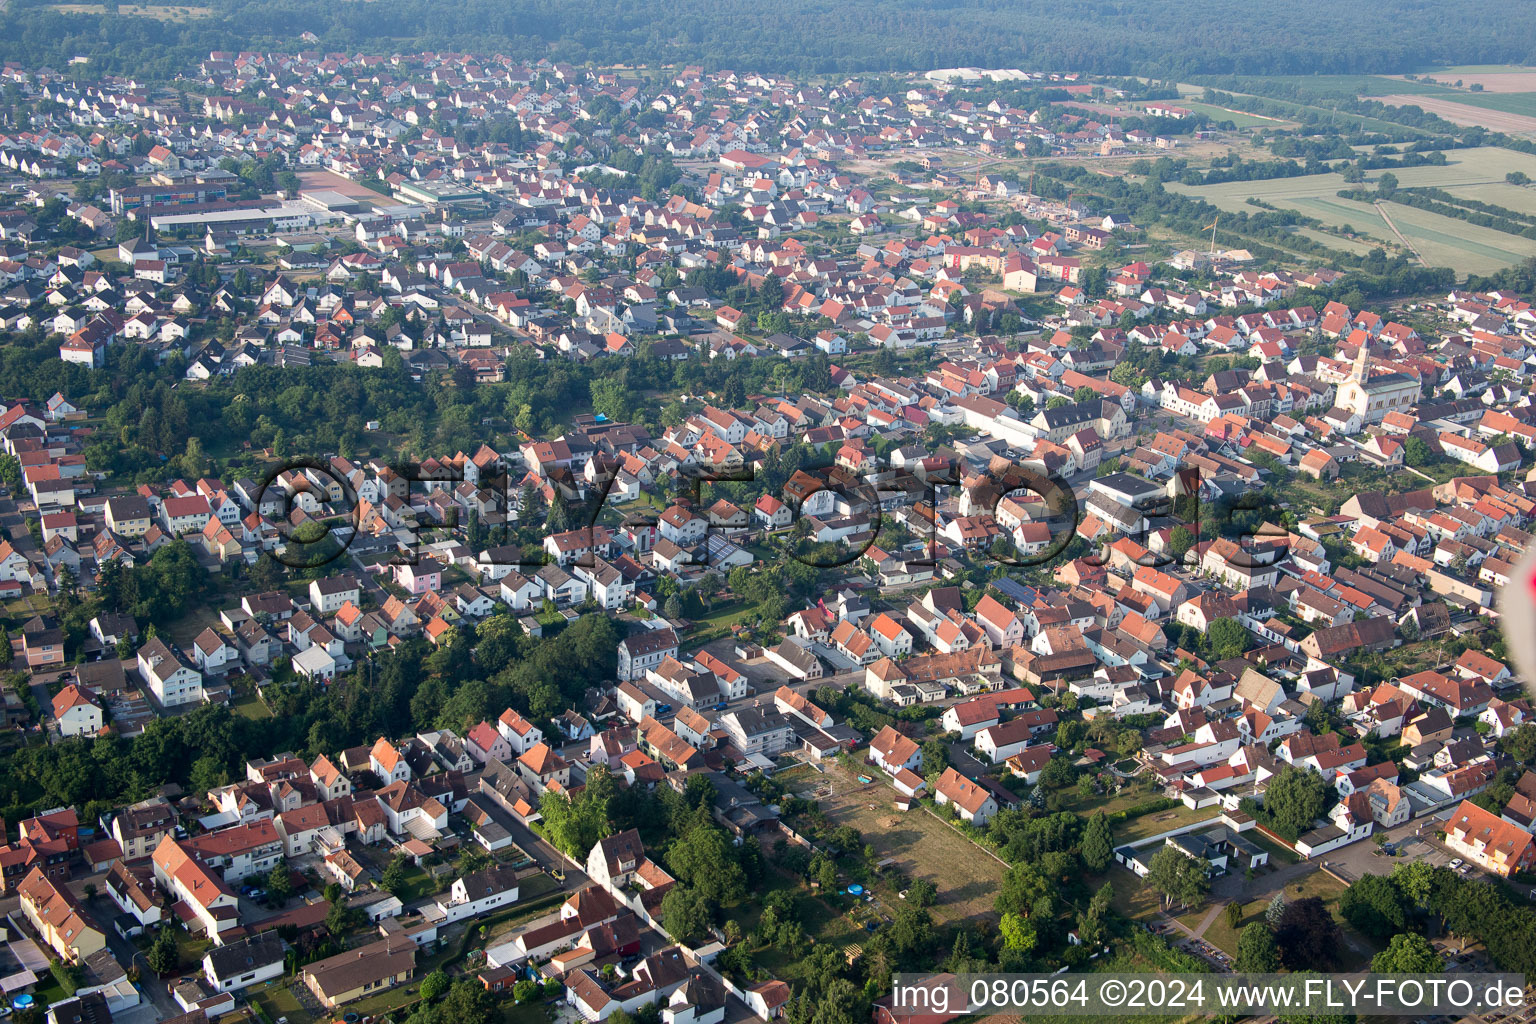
left=1366, top=94, right=1536, bottom=135
left=51, top=2, right=211, bottom=17
left=811, top=761, right=1006, bottom=923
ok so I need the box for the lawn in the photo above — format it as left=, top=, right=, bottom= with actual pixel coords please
left=344, top=987, right=423, bottom=1021
left=500, top=1004, right=554, bottom=1024
left=251, top=983, right=306, bottom=1024
left=1063, top=783, right=1164, bottom=819
left=1111, top=804, right=1221, bottom=844
left=1247, top=831, right=1300, bottom=867
left=799, top=761, right=1007, bottom=924
left=481, top=887, right=578, bottom=946
left=1198, top=868, right=1376, bottom=968
left=390, top=862, right=442, bottom=903
left=1105, top=863, right=1165, bottom=922
left=231, top=693, right=272, bottom=720
left=518, top=870, right=558, bottom=902
left=161, top=604, right=223, bottom=649
left=681, top=599, right=755, bottom=637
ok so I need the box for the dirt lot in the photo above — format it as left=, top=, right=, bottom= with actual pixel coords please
left=1407, top=71, right=1536, bottom=93
left=803, top=761, right=1007, bottom=923
left=296, top=169, right=391, bottom=202
left=1366, top=94, right=1536, bottom=135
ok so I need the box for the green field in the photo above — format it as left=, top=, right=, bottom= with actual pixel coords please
left=1178, top=85, right=1435, bottom=135
left=1178, top=101, right=1290, bottom=128
left=1168, top=147, right=1536, bottom=273
left=1248, top=74, right=1451, bottom=99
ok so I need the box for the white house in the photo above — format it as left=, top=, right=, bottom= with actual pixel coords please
left=137, top=637, right=204, bottom=707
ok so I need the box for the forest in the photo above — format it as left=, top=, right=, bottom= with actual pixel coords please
left=4, top=0, right=1536, bottom=80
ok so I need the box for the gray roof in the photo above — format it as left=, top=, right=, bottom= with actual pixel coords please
left=204, top=931, right=285, bottom=981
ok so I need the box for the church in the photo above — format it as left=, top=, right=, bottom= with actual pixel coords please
left=1335, top=344, right=1420, bottom=426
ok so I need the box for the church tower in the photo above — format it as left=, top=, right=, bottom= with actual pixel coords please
left=1351, top=342, right=1370, bottom=383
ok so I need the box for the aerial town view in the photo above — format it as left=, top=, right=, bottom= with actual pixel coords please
left=0, top=1, right=1536, bottom=1023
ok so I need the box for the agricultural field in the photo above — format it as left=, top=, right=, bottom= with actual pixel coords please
left=49, top=3, right=211, bottom=17
left=1366, top=95, right=1536, bottom=135
left=1177, top=101, right=1291, bottom=129
left=1207, top=70, right=1536, bottom=131
left=1167, top=147, right=1536, bottom=274
left=796, top=761, right=1008, bottom=924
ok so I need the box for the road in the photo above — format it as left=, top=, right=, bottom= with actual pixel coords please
left=1373, top=200, right=1429, bottom=267
left=77, top=889, right=184, bottom=1020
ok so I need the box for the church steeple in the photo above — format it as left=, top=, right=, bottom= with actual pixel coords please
left=1352, top=342, right=1370, bottom=383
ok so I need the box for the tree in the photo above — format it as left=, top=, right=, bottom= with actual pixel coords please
left=906, top=878, right=938, bottom=908
left=920, top=738, right=950, bottom=777
left=1073, top=386, right=1097, bottom=404
left=1338, top=873, right=1409, bottom=940
left=1206, top=618, right=1250, bottom=660
left=49, top=960, right=81, bottom=997
left=1236, top=921, right=1281, bottom=972
left=1169, top=525, right=1195, bottom=562
left=147, top=927, right=179, bottom=975
left=439, top=980, right=496, bottom=1024
left=1274, top=897, right=1342, bottom=970
left=1080, top=812, right=1113, bottom=873
left=1143, top=846, right=1209, bottom=910
left=1376, top=171, right=1399, bottom=197
left=661, top=887, right=711, bottom=945
left=1264, top=765, right=1328, bottom=836
left=1372, top=933, right=1443, bottom=974
left=420, top=969, right=452, bottom=1001
left=1404, top=436, right=1435, bottom=467
left=266, top=863, right=294, bottom=904
left=998, top=912, right=1037, bottom=953
left=891, top=901, right=934, bottom=955
left=381, top=856, right=409, bottom=895
left=1266, top=891, right=1287, bottom=926
left=325, top=900, right=361, bottom=936
left=1503, top=724, right=1536, bottom=765
left=1225, top=900, right=1243, bottom=932
left=538, top=770, right=614, bottom=859
left=459, top=844, right=490, bottom=875
left=668, top=820, right=746, bottom=903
